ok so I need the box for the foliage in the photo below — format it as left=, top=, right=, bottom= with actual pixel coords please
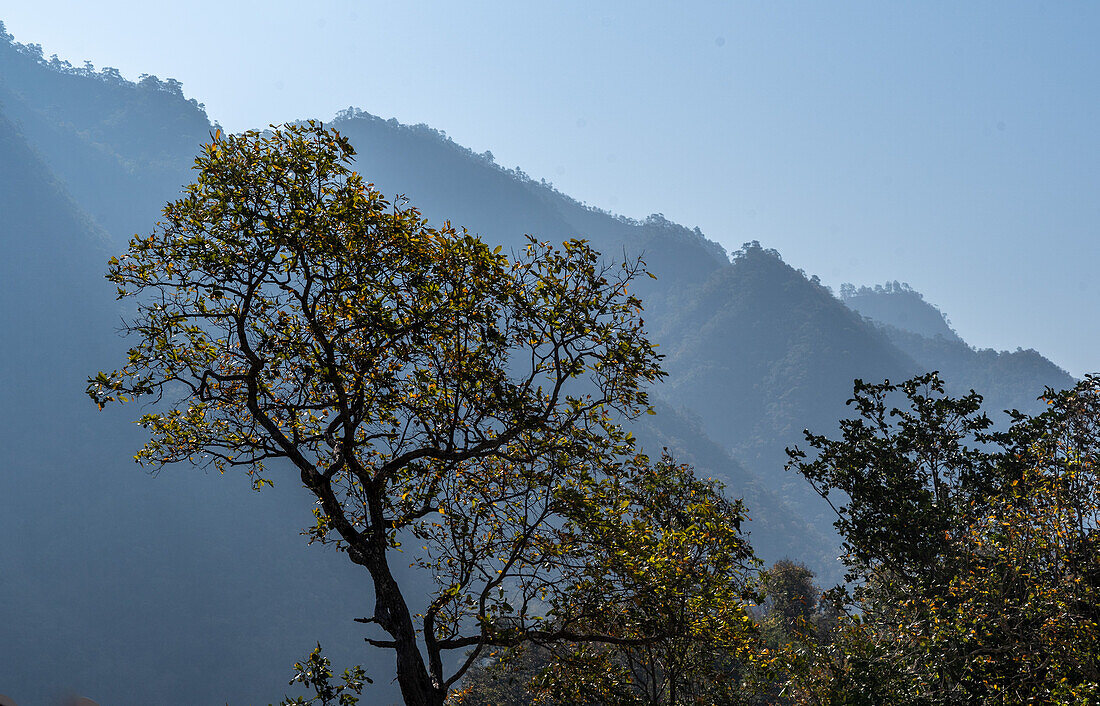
left=787, top=373, right=1001, bottom=587
left=277, top=644, right=370, bottom=706
left=85, top=122, right=770, bottom=706
left=786, top=373, right=1100, bottom=704
left=749, top=560, right=842, bottom=706
left=451, top=457, right=762, bottom=705
left=759, top=560, right=827, bottom=642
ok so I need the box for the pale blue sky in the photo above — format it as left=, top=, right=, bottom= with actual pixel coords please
left=4, top=2, right=1099, bottom=375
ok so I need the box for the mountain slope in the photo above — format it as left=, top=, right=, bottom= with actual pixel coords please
left=876, top=324, right=1074, bottom=415
left=309, top=110, right=1080, bottom=544
left=0, top=26, right=210, bottom=242
left=841, top=281, right=1075, bottom=415
left=841, top=281, right=962, bottom=342
left=0, top=109, right=114, bottom=410
left=631, top=402, right=839, bottom=577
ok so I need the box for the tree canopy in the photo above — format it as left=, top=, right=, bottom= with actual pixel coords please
left=786, top=373, right=1100, bottom=703
left=88, top=123, right=759, bottom=706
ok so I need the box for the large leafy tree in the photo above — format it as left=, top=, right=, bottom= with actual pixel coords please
left=87, top=123, right=759, bottom=706
left=786, top=373, right=1100, bottom=704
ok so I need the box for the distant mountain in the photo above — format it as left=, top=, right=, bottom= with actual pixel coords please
left=642, top=244, right=919, bottom=529
left=885, top=326, right=1074, bottom=412
left=841, top=281, right=962, bottom=342
left=840, top=280, right=1074, bottom=415
left=841, top=282, right=1074, bottom=416
left=0, top=24, right=209, bottom=241
left=326, top=112, right=898, bottom=532
left=328, top=109, right=730, bottom=281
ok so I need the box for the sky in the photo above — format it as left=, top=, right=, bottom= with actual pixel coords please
left=4, top=2, right=1099, bottom=375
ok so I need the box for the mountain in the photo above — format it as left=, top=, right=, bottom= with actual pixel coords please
left=642, top=244, right=919, bottom=529
left=841, top=281, right=962, bottom=342
left=841, top=283, right=1074, bottom=416
left=326, top=112, right=884, bottom=536
left=0, top=25, right=209, bottom=242
left=0, top=47, right=385, bottom=705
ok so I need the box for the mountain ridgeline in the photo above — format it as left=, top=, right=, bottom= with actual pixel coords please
left=840, top=282, right=1074, bottom=416
left=841, top=281, right=962, bottom=342
left=0, top=24, right=1076, bottom=703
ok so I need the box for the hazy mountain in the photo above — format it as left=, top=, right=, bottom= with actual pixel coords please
left=0, top=24, right=209, bottom=242
left=841, top=281, right=962, bottom=342
left=640, top=244, right=918, bottom=530
left=0, top=102, right=394, bottom=704
left=840, top=281, right=1074, bottom=416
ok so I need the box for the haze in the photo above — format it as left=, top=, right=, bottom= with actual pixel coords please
left=4, top=1, right=1097, bottom=376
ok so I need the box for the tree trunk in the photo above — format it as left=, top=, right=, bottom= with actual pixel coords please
left=362, top=545, right=447, bottom=706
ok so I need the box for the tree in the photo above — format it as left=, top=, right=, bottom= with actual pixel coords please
left=786, top=373, right=1100, bottom=703
left=759, top=560, right=821, bottom=641
left=786, top=373, right=1001, bottom=590
left=277, top=644, right=369, bottom=706
left=87, top=122, right=755, bottom=706
left=451, top=455, right=762, bottom=706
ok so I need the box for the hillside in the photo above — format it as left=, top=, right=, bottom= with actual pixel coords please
left=841, top=281, right=962, bottom=342
left=876, top=325, right=1074, bottom=415
left=0, top=110, right=114, bottom=412
left=0, top=106, right=395, bottom=704
left=0, top=24, right=210, bottom=241
left=841, top=282, right=1074, bottom=416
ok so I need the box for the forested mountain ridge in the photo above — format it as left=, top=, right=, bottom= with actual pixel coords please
left=0, top=22, right=1081, bottom=702
left=327, top=108, right=731, bottom=282
left=841, top=281, right=962, bottom=342
left=868, top=325, right=1075, bottom=420
left=840, top=281, right=1075, bottom=416
left=0, top=22, right=211, bottom=241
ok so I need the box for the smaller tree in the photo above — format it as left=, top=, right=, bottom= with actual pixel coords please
left=754, top=560, right=843, bottom=706
left=451, top=455, right=762, bottom=706
left=759, top=560, right=823, bottom=641
left=277, top=644, right=370, bottom=706
left=787, top=373, right=1100, bottom=704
